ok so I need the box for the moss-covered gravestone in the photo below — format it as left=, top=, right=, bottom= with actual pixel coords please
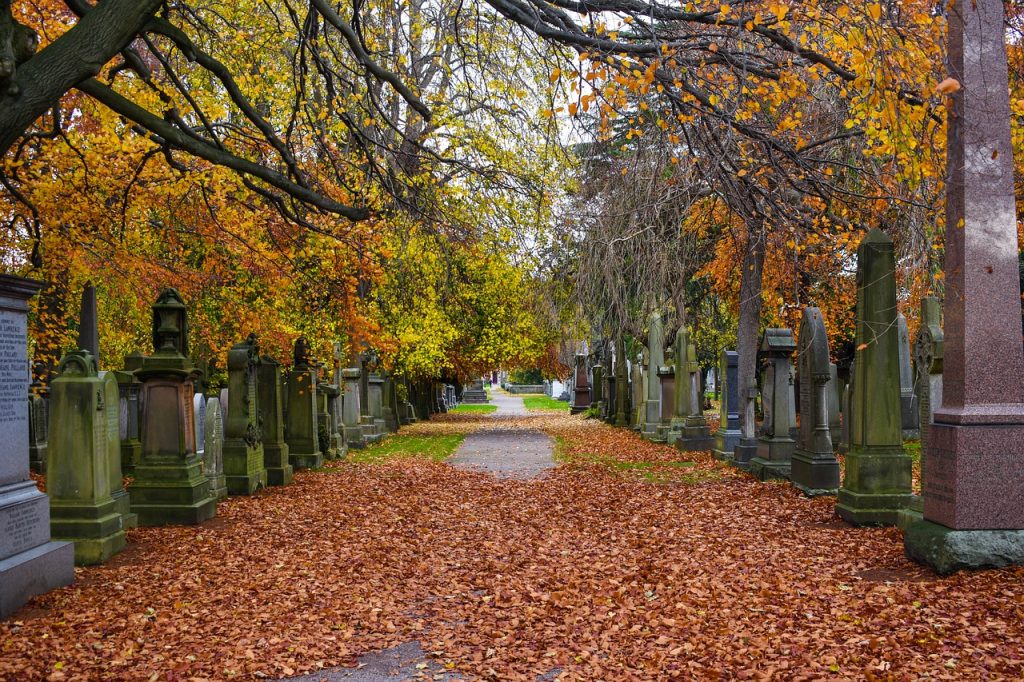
left=47, top=351, right=127, bottom=564
left=713, top=350, right=741, bottom=461
left=750, top=329, right=797, bottom=481
left=571, top=353, right=591, bottom=414
left=27, top=376, right=47, bottom=474
left=258, top=355, right=294, bottom=486
left=368, top=374, right=387, bottom=436
left=678, top=342, right=713, bottom=452
left=115, top=356, right=143, bottom=474
left=341, top=366, right=366, bottom=449
left=790, top=308, right=840, bottom=496
left=128, top=289, right=217, bottom=526
left=382, top=374, right=400, bottom=433
left=897, top=314, right=920, bottom=439
left=222, top=335, right=266, bottom=494
left=614, top=337, right=629, bottom=428
left=285, top=337, right=323, bottom=470
left=641, top=314, right=664, bottom=440
left=317, top=374, right=341, bottom=460
left=836, top=230, right=912, bottom=526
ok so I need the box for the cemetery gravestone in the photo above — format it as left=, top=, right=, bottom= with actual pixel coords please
left=27, top=377, right=47, bottom=474
left=47, top=351, right=127, bottom=564
left=128, top=289, right=217, bottom=526
left=204, top=397, right=227, bottom=500
left=656, top=364, right=674, bottom=442
left=750, top=329, right=797, bottom=481
left=790, top=308, right=840, bottom=496
left=285, top=338, right=323, bottom=470
left=713, top=350, right=741, bottom=461
left=614, top=337, right=629, bottom=427
left=898, top=313, right=920, bottom=439
left=641, top=313, right=664, bottom=440
left=342, top=366, right=366, bottom=448
left=678, top=342, right=713, bottom=452
left=669, top=328, right=690, bottom=444
left=836, top=230, right=912, bottom=526
left=258, top=355, right=294, bottom=486
left=828, top=363, right=841, bottom=443
left=570, top=353, right=591, bottom=414
left=0, top=275, right=74, bottom=617
left=223, top=335, right=267, bottom=494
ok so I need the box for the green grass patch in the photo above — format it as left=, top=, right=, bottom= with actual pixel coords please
left=349, top=434, right=465, bottom=463
left=522, top=395, right=570, bottom=411
left=450, top=404, right=497, bottom=414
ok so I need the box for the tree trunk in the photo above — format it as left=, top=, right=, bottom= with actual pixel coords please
left=737, top=218, right=766, bottom=440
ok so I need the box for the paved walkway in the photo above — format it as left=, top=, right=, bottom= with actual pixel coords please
left=447, top=392, right=556, bottom=479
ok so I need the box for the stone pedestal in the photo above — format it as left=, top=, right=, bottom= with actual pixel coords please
left=317, top=380, right=340, bottom=460
left=837, top=231, right=912, bottom=526
left=382, top=376, right=400, bottom=432
left=897, top=314, right=920, bottom=439
left=656, top=366, right=674, bottom=442
left=222, top=335, right=266, bottom=494
left=115, top=365, right=143, bottom=474
left=790, top=308, right=840, bottom=496
left=750, top=329, right=797, bottom=481
left=731, top=381, right=759, bottom=469
left=0, top=276, right=75, bottom=617
left=641, top=313, right=664, bottom=440
left=129, top=290, right=217, bottom=526
left=368, top=375, right=387, bottom=437
left=713, top=350, right=741, bottom=461
left=258, top=356, right=293, bottom=486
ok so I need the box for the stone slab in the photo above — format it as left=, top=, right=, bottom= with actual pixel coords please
left=0, top=539, right=74, bottom=618
left=904, top=520, right=1024, bottom=575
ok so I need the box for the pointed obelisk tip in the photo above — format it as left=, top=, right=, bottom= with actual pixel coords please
left=78, top=281, right=99, bottom=361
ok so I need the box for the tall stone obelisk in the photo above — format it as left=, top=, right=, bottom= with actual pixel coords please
left=904, top=0, right=1024, bottom=573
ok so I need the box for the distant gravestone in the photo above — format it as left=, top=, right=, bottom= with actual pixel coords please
left=285, top=337, right=323, bottom=469
left=204, top=397, right=226, bottom=500
left=790, top=308, right=840, bottom=496
left=838, top=359, right=854, bottom=455
left=641, top=314, right=664, bottom=440
left=115, top=361, right=143, bottom=474
left=342, top=366, right=366, bottom=448
left=222, top=334, right=266, bottom=494
left=712, top=350, right=741, bottom=461
left=193, top=393, right=206, bottom=459
left=828, top=363, right=841, bottom=443
left=897, top=313, right=920, bottom=439
left=630, top=356, right=643, bottom=429
left=570, top=353, right=591, bottom=414
left=836, top=230, right=912, bottom=526
left=750, top=328, right=797, bottom=481
left=614, top=336, right=629, bottom=427
left=258, top=355, right=293, bottom=485
left=0, top=275, right=74, bottom=618
left=678, top=342, right=712, bottom=451
left=27, top=380, right=47, bottom=474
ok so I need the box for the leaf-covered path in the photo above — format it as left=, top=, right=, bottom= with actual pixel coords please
left=3, top=411, right=1024, bottom=681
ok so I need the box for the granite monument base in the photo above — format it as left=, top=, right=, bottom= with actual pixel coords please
left=748, top=437, right=794, bottom=480
left=731, top=438, right=758, bottom=470
left=789, top=450, right=840, bottom=497
left=223, top=442, right=266, bottom=495
left=836, top=446, right=912, bottom=526
left=904, top=520, right=1024, bottom=575
left=50, top=496, right=126, bottom=566
left=129, top=459, right=218, bottom=526
left=264, top=444, right=294, bottom=486
left=676, top=424, right=714, bottom=453
left=712, top=429, right=741, bottom=462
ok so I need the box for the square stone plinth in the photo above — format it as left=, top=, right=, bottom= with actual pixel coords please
left=924, top=422, right=1024, bottom=529
left=904, top=520, right=1024, bottom=575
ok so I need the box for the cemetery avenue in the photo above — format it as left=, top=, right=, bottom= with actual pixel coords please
left=3, top=406, right=1024, bottom=680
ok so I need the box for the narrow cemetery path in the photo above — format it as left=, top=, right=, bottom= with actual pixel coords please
left=6, top=409, right=1024, bottom=681
left=448, top=392, right=556, bottom=479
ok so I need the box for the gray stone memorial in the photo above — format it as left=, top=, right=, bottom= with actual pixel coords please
left=712, top=350, right=741, bottom=461
left=0, top=275, right=74, bottom=618
left=204, top=396, right=226, bottom=500
left=641, top=314, right=664, bottom=440
left=898, top=313, right=920, bottom=439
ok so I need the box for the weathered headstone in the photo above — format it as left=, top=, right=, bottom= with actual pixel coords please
left=77, top=282, right=99, bottom=361
left=285, top=337, right=323, bottom=469
left=668, top=328, right=690, bottom=443
left=115, top=356, right=143, bottom=474
left=193, top=392, right=206, bottom=459
left=368, top=374, right=387, bottom=437
left=47, top=351, right=127, bottom=564
left=0, top=275, right=74, bottom=617
left=790, top=308, right=840, bottom=496
left=905, top=1, right=1024, bottom=571
left=712, top=350, right=741, bottom=461
left=898, top=313, right=920, bottom=439
left=836, top=230, right=912, bottom=526
left=128, top=289, right=217, bottom=526
left=382, top=374, right=400, bottom=432
left=258, top=355, right=293, bottom=485
left=204, top=397, right=226, bottom=500
left=678, top=342, right=713, bottom=451
left=223, top=334, right=266, bottom=494
left=570, top=352, right=591, bottom=414
left=641, top=313, right=664, bottom=440
left=838, top=360, right=854, bottom=455
left=731, top=376, right=760, bottom=468
left=591, top=363, right=604, bottom=416
left=750, top=328, right=797, bottom=481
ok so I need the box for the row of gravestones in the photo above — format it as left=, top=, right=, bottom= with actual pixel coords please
left=575, top=1, right=1024, bottom=576
left=0, top=283, right=424, bottom=617
left=570, top=230, right=936, bottom=525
